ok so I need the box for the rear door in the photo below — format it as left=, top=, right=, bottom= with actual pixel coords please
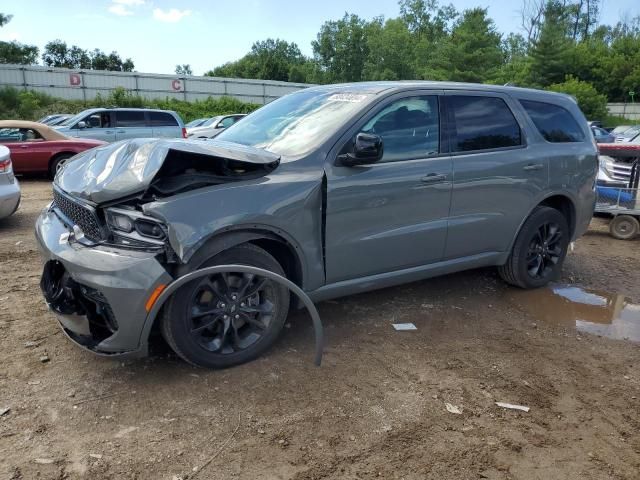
left=150, top=111, right=181, bottom=138
left=442, top=91, right=548, bottom=260
left=114, top=110, right=153, bottom=141
left=325, top=91, right=452, bottom=282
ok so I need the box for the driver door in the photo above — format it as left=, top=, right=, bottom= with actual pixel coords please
left=73, top=112, right=116, bottom=142
left=324, top=91, right=452, bottom=283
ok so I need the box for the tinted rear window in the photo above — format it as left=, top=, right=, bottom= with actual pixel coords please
left=450, top=96, right=521, bottom=152
left=519, top=100, right=584, bottom=142
left=115, top=111, right=146, bottom=127
left=150, top=112, right=178, bottom=127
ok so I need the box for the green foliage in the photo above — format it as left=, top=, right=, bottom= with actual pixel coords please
left=206, top=39, right=310, bottom=83
left=175, top=64, right=193, bottom=76
left=425, top=8, right=503, bottom=82
left=312, top=14, right=370, bottom=83
left=41, top=40, right=134, bottom=72
left=0, top=41, right=39, bottom=64
left=0, top=86, right=259, bottom=123
left=548, top=76, right=608, bottom=119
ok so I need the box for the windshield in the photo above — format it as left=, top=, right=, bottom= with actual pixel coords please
left=200, top=116, right=222, bottom=127
left=186, top=118, right=207, bottom=128
left=57, top=110, right=95, bottom=127
left=620, top=125, right=640, bottom=138
left=216, top=89, right=372, bottom=157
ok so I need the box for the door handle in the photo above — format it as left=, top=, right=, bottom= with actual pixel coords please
left=104, top=130, right=114, bottom=134
left=523, top=163, right=544, bottom=171
left=20, top=145, right=29, bottom=148
left=420, top=173, right=447, bottom=183
left=116, top=130, right=126, bottom=133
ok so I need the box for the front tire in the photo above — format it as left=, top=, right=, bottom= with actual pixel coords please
left=161, top=244, right=290, bottom=368
left=499, top=206, right=570, bottom=289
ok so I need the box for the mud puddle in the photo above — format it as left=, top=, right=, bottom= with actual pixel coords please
left=507, top=284, right=640, bottom=342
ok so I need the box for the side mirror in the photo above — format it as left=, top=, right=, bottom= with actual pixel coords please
left=77, top=121, right=88, bottom=129
left=337, top=133, right=384, bottom=167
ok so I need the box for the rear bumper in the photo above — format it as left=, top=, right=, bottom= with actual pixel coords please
left=35, top=208, right=173, bottom=356
left=0, top=176, right=20, bottom=220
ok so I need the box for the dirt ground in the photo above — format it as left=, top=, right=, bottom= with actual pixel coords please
left=1, top=179, right=639, bottom=480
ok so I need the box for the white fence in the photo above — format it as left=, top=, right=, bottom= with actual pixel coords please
left=607, top=103, right=640, bottom=121
left=0, top=64, right=311, bottom=104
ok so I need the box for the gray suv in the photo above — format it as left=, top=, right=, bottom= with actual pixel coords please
left=36, top=82, right=597, bottom=368
left=54, top=108, right=186, bottom=142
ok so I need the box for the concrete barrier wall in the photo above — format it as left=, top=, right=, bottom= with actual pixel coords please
left=0, top=64, right=312, bottom=104
left=607, top=103, right=640, bottom=121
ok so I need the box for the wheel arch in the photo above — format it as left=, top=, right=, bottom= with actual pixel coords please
left=178, top=227, right=306, bottom=290
left=48, top=151, right=78, bottom=175
left=504, top=193, right=577, bottom=260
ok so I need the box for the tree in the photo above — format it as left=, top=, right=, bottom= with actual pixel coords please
left=0, top=13, right=12, bottom=27
left=206, top=39, right=309, bottom=82
left=528, top=1, right=573, bottom=87
left=42, top=40, right=134, bottom=71
left=175, top=64, right=193, bottom=75
left=0, top=41, right=38, bottom=64
left=548, top=76, right=607, bottom=119
left=0, top=12, right=39, bottom=65
left=426, top=8, right=503, bottom=83
left=312, top=13, right=370, bottom=83
left=363, top=17, right=416, bottom=80
left=399, top=0, right=457, bottom=42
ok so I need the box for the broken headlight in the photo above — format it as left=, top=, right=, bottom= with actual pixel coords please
left=105, top=207, right=167, bottom=248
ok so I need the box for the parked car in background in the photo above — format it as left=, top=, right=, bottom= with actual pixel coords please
left=591, top=126, right=616, bottom=143
left=47, top=114, right=73, bottom=126
left=185, top=118, right=209, bottom=129
left=54, top=108, right=186, bottom=142
left=38, top=114, right=70, bottom=126
left=187, top=114, right=246, bottom=139
left=615, top=125, right=640, bottom=142
left=37, top=82, right=596, bottom=368
left=0, top=145, right=20, bottom=220
left=611, top=125, right=633, bottom=135
left=0, top=121, right=105, bottom=177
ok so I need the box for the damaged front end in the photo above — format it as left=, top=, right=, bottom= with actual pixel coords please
left=51, top=138, right=280, bottom=257
left=36, top=138, right=282, bottom=356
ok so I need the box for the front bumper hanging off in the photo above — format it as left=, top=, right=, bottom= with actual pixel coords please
left=37, top=209, right=324, bottom=365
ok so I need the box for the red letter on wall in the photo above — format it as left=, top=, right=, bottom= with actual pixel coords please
left=171, top=79, right=182, bottom=91
left=69, top=74, right=82, bottom=86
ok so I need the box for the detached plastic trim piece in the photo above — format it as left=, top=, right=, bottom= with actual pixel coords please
left=145, top=264, right=324, bottom=366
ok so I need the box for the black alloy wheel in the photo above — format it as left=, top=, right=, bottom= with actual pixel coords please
left=161, top=243, right=290, bottom=368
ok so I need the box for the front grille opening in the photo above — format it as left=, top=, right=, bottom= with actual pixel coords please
left=52, top=188, right=104, bottom=242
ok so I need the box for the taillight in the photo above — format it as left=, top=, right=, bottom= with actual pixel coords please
left=0, top=157, right=11, bottom=173
left=182, top=127, right=187, bottom=138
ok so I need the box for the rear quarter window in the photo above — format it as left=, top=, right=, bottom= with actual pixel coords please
left=150, top=112, right=179, bottom=127
left=449, top=96, right=521, bottom=152
left=519, top=100, right=585, bottom=142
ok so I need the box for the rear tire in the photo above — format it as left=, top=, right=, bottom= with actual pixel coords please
left=499, top=206, right=570, bottom=289
left=609, top=215, right=639, bottom=240
left=161, top=243, right=290, bottom=368
left=49, top=153, right=74, bottom=179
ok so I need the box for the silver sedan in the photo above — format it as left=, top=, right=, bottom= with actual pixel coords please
left=0, top=145, right=20, bottom=220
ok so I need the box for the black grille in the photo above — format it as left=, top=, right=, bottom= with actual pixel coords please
left=52, top=188, right=104, bottom=241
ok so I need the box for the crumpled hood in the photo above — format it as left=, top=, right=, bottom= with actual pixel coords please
left=55, top=138, right=280, bottom=204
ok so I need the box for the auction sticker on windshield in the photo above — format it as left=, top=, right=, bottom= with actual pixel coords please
left=328, top=93, right=369, bottom=103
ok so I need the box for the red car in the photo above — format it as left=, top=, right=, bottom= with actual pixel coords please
left=0, top=120, right=106, bottom=178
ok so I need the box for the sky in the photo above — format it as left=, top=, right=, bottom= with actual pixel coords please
left=0, top=0, right=638, bottom=76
